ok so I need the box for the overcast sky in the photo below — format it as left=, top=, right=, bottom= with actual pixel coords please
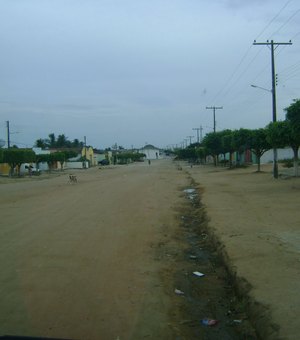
left=0, top=0, right=299, bottom=149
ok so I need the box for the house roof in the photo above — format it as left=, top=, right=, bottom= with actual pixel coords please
left=141, top=144, right=159, bottom=150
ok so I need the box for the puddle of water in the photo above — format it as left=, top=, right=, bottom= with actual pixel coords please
left=183, top=188, right=198, bottom=201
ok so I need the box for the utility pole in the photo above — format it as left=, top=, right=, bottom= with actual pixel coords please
left=186, top=135, right=194, bottom=146
left=84, top=135, right=87, bottom=169
left=206, top=106, right=223, bottom=133
left=200, top=125, right=203, bottom=142
left=192, top=128, right=200, bottom=143
left=253, top=39, right=292, bottom=179
left=6, top=121, right=10, bottom=148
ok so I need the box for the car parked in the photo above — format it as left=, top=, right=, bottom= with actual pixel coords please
left=98, top=159, right=109, bottom=166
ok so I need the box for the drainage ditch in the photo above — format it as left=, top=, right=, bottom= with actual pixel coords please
left=168, top=181, right=259, bottom=339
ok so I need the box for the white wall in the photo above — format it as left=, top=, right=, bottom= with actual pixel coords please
left=65, top=161, right=89, bottom=169
left=260, top=147, right=299, bottom=164
left=140, top=148, right=163, bottom=160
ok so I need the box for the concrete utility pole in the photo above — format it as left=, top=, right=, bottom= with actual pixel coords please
left=6, top=121, right=10, bottom=148
left=192, top=128, right=200, bottom=143
left=84, top=135, right=87, bottom=169
left=253, top=39, right=292, bottom=179
left=186, top=135, right=194, bottom=145
left=193, top=126, right=204, bottom=143
left=206, top=106, right=223, bottom=133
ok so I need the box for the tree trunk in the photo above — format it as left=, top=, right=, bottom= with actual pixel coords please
left=257, top=156, right=261, bottom=172
left=229, top=152, right=233, bottom=168
left=292, top=146, right=299, bottom=177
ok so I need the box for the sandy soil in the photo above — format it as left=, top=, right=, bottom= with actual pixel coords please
left=186, top=162, right=300, bottom=340
left=0, top=160, right=299, bottom=339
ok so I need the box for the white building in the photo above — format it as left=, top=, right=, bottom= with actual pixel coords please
left=140, top=144, right=163, bottom=160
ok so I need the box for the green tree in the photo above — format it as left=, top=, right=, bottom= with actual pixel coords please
left=175, top=147, right=197, bottom=161
left=232, top=129, right=252, bottom=165
left=249, top=128, right=271, bottom=172
left=48, top=133, right=56, bottom=148
left=3, top=148, right=35, bottom=176
left=56, top=134, right=70, bottom=148
left=221, top=130, right=235, bottom=168
left=195, top=147, right=207, bottom=164
left=202, top=132, right=222, bottom=166
left=285, top=99, right=300, bottom=176
left=266, top=121, right=289, bottom=149
left=35, top=138, right=48, bottom=148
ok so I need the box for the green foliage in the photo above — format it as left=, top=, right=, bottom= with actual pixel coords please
left=232, top=129, right=251, bottom=154
left=117, top=152, right=145, bottom=164
left=36, top=151, right=78, bottom=171
left=266, top=121, right=290, bottom=148
left=202, top=132, right=222, bottom=157
left=248, top=128, right=271, bottom=171
left=3, top=149, right=36, bottom=175
left=279, top=158, right=294, bottom=168
left=175, top=147, right=197, bottom=160
left=285, top=99, right=300, bottom=127
left=34, top=133, right=84, bottom=149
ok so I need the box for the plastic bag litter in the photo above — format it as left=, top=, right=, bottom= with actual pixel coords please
left=201, top=318, right=218, bottom=326
left=193, top=271, right=205, bottom=277
left=174, top=288, right=185, bottom=295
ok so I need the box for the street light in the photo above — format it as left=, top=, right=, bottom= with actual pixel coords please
left=250, top=84, right=272, bottom=93
left=250, top=84, right=278, bottom=178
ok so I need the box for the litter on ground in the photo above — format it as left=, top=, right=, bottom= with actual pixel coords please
left=193, top=271, right=205, bottom=277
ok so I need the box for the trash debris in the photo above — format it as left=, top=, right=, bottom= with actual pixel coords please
left=189, top=255, right=197, bottom=260
left=174, top=288, right=185, bottom=295
left=201, top=318, right=219, bottom=326
left=233, top=319, right=242, bottom=323
left=193, top=271, right=205, bottom=277
left=183, top=188, right=196, bottom=194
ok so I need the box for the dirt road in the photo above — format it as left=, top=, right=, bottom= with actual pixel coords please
left=1, top=160, right=298, bottom=339
left=0, top=160, right=189, bottom=339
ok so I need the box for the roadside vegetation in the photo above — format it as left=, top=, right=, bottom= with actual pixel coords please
left=175, top=99, right=300, bottom=176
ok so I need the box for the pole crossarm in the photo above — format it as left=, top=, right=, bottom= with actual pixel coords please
left=253, top=41, right=292, bottom=46
left=206, top=106, right=223, bottom=133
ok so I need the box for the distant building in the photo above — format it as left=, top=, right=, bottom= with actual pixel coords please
left=139, top=144, right=163, bottom=160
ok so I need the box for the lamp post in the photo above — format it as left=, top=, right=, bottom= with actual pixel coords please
left=250, top=84, right=278, bottom=178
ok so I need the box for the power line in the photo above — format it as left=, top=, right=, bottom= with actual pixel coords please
left=211, top=1, right=296, bottom=104
left=269, top=8, right=300, bottom=38
left=255, top=0, right=292, bottom=40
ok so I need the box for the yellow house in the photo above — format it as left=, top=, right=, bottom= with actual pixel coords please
left=0, top=163, right=10, bottom=175
left=81, top=147, right=96, bottom=166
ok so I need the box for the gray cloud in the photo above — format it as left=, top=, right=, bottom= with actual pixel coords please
left=0, top=0, right=299, bottom=148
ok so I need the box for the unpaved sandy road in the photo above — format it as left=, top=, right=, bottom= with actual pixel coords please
left=0, top=160, right=187, bottom=339
left=1, top=160, right=299, bottom=340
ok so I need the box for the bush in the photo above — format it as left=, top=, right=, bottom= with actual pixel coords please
left=280, top=158, right=294, bottom=168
